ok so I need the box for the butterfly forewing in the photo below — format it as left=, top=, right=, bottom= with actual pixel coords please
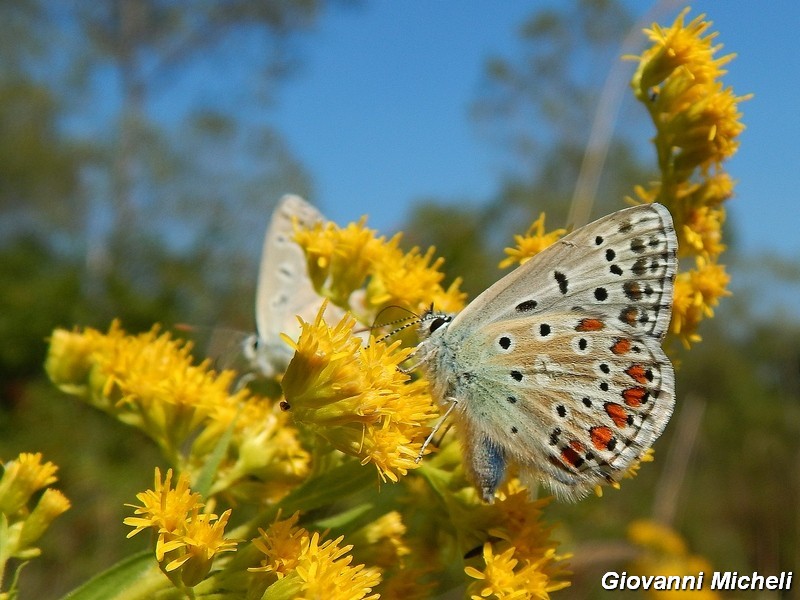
left=420, top=203, right=678, bottom=502
left=450, top=203, right=677, bottom=342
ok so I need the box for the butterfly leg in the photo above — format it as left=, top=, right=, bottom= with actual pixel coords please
left=416, top=399, right=459, bottom=463
left=464, top=436, right=506, bottom=503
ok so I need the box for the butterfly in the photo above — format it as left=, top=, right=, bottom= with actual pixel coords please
left=415, top=203, right=677, bottom=502
left=243, top=195, right=345, bottom=379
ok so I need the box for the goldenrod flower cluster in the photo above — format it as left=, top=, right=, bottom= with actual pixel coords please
left=500, top=213, right=568, bottom=269
left=32, top=7, right=745, bottom=600
left=631, top=8, right=749, bottom=347
left=627, top=520, right=720, bottom=600
left=124, top=468, right=237, bottom=588
left=0, top=453, right=70, bottom=596
left=43, top=304, right=568, bottom=597
left=281, top=305, right=439, bottom=482
left=46, top=322, right=310, bottom=502
left=464, top=483, right=572, bottom=599
left=250, top=512, right=382, bottom=600
left=293, top=216, right=466, bottom=319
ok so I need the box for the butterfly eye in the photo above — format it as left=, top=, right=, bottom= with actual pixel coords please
left=428, top=316, right=449, bottom=333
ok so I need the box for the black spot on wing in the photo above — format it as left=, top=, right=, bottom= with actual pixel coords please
left=554, top=271, right=568, bottom=294
left=516, top=299, right=538, bottom=312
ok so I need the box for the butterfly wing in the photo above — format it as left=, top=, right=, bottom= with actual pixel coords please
left=450, top=203, right=676, bottom=341
left=456, top=316, right=674, bottom=500
left=248, top=195, right=343, bottom=377
left=436, top=203, right=677, bottom=500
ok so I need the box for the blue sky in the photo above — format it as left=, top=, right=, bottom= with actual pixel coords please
left=263, top=1, right=800, bottom=261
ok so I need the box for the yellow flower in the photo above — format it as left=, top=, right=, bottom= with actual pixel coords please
left=125, top=468, right=237, bottom=587
left=281, top=304, right=438, bottom=482
left=47, top=322, right=235, bottom=453
left=670, top=256, right=731, bottom=347
left=628, top=520, right=720, bottom=600
left=46, top=322, right=310, bottom=502
left=631, top=9, right=748, bottom=349
left=500, top=213, right=566, bottom=269
left=633, top=9, right=728, bottom=92
left=293, top=216, right=465, bottom=319
left=160, top=509, right=238, bottom=587
left=17, top=488, right=71, bottom=550
left=0, top=453, right=69, bottom=561
left=0, top=453, right=59, bottom=516
left=681, top=205, right=726, bottom=257
left=367, top=238, right=466, bottom=315
left=294, top=217, right=380, bottom=308
left=217, top=400, right=311, bottom=501
left=124, top=468, right=203, bottom=546
left=465, top=545, right=570, bottom=600
left=460, top=482, right=571, bottom=599
left=350, top=511, right=411, bottom=569
left=633, top=9, right=749, bottom=181
left=250, top=512, right=381, bottom=600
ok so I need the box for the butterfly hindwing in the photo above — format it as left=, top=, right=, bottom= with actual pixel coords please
left=457, top=315, right=674, bottom=500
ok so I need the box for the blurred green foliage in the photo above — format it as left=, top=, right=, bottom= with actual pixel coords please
left=0, top=1, right=797, bottom=599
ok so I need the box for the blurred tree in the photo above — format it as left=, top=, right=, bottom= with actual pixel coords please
left=0, top=4, right=354, bottom=595
left=68, top=0, right=332, bottom=326
left=0, top=0, right=350, bottom=385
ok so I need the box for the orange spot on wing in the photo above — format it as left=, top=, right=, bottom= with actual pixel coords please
left=620, top=307, right=638, bottom=325
left=561, top=446, right=584, bottom=468
left=604, top=402, right=628, bottom=427
left=569, top=439, right=585, bottom=453
left=622, top=387, right=647, bottom=407
left=625, top=365, right=649, bottom=384
left=576, top=318, right=605, bottom=332
left=590, top=426, right=613, bottom=451
left=611, top=338, right=631, bottom=355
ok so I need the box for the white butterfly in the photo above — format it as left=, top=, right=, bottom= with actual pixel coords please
left=415, top=203, right=677, bottom=502
left=243, top=195, right=345, bottom=379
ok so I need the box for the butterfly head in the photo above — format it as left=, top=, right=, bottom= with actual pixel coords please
left=418, top=310, right=453, bottom=340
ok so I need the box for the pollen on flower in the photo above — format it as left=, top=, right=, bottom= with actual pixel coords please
left=250, top=512, right=381, bottom=600
left=293, top=215, right=465, bottom=320
left=631, top=8, right=748, bottom=350
left=461, top=481, right=571, bottom=598
left=500, top=213, right=567, bottom=269
left=124, top=468, right=237, bottom=587
left=47, top=322, right=309, bottom=503
left=281, top=304, right=438, bottom=482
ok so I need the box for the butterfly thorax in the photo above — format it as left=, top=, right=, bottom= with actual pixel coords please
left=416, top=312, right=463, bottom=403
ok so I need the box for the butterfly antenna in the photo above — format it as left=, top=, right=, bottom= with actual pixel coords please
left=372, top=305, right=420, bottom=328
left=369, top=306, right=426, bottom=345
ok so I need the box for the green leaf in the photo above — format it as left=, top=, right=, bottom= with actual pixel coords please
left=61, top=551, right=170, bottom=600
left=194, top=409, right=239, bottom=498
left=277, top=460, right=377, bottom=513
